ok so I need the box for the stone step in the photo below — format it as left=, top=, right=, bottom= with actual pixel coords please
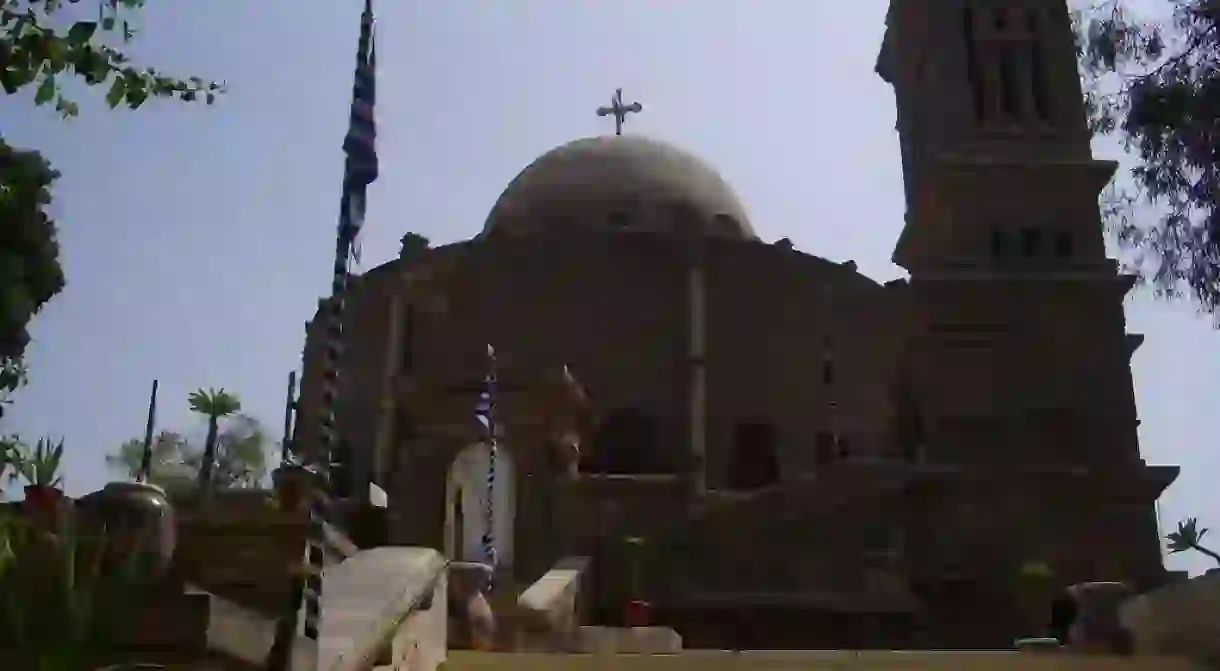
left=442, top=650, right=1205, bottom=671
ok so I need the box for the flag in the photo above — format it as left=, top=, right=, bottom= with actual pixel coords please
left=340, top=0, right=378, bottom=258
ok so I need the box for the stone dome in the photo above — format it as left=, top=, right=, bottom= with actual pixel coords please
left=481, top=135, right=756, bottom=240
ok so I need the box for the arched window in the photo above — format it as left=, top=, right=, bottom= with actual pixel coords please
left=727, top=422, right=780, bottom=490
left=837, top=436, right=852, bottom=459
left=991, top=229, right=1009, bottom=259
left=1021, top=227, right=1043, bottom=257
left=331, top=438, right=355, bottom=498
left=712, top=213, right=740, bottom=237
left=582, top=408, right=666, bottom=474
left=815, top=432, right=836, bottom=466
left=1054, top=231, right=1073, bottom=258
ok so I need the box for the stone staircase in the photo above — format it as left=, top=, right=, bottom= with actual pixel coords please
left=37, top=486, right=1209, bottom=671
left=441, top=650, right=1206, bottom=671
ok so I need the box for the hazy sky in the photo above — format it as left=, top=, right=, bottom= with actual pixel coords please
left=2, top=1, right=1216, bottom=575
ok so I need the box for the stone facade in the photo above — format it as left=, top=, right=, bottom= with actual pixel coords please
left=293, top=0, right=1179, bottom=650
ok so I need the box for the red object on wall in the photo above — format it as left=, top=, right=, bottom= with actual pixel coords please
left=624, top=599, right=652, bottom=627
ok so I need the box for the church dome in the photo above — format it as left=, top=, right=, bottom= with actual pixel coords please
left=482, top=135, right=756, bottom=240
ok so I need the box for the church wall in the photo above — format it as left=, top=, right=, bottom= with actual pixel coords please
left=440, top=232, right=692, bottom=471
left=702, top=240, right=902, bottom=485
left=898, top=267, right=1166, bottom=591
left=378, top=232, right=694, bottom=574
left=897, top=273, right=1141, bottom=469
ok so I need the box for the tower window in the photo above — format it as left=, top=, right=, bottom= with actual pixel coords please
left=727, top=422, right=780, bottom=490
left=990, top=229, right=1009, bottom=258
left=822, top=360, right=835, bottom=385
left=1054, top=231, right=1073, bottom=258
left=999, top=49, right=1022, bottom=120
left=962, top=7, right=986, bottom=122
left=837, top=436, right=851, bottom=459
left=399, top=304, right=415, bottom=373
left=995, top=9, right=1022, bottom=120
left=1027, top=10, right=1051, bottom=120
left=1021, top=228, right=1042, bottom=257
left=608, top=211, right=630, bottom=229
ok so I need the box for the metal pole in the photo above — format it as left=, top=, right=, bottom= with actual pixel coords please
left=138, top=379, right=158, bottom=482
left=281, top=370, right=297, bottom=464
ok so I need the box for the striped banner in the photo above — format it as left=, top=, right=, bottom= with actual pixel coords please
left=474, top=344, right=499, bottom=578
left=303, top=0, right=380, bottom=645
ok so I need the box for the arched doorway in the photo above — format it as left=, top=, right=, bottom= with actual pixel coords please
left=444, top=442, right=515, bottom=567
left=727, top=422, right=780, bottom=489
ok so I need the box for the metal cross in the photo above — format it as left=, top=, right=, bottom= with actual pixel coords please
left=596, top=88, right=643, bottom=136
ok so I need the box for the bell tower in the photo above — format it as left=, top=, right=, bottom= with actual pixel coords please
left=877, top=0, right=1177, bottom=588
left=878, top=0, right=1112, bottom=271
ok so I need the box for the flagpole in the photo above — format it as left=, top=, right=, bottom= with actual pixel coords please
left=138, top=379, right=159, bottom=483
left=281, top=370, right=297, bottom=464
left=267, top=2, right=378, bottom=669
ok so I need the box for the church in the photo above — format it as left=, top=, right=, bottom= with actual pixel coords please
left=293, top=0, right=1180, bottom=649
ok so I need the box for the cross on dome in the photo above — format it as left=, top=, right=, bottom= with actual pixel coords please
left=596, top=88, right=643, bottom=136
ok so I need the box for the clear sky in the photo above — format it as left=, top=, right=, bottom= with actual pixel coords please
left=2, top=1, right=1216, bottom=575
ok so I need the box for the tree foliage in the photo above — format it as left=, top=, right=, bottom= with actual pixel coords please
left=1, top=0, right=225, bottom=117
left=186, top=387, right=244, bottom=491
left=0, top=140, right=62, bottom=366
left=107, top=415, right=271, bottom=491
left=1077, top=0, right=1220, bottom=318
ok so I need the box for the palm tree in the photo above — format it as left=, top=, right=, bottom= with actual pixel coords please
left=1167, top=518, right=1220, bottom=568
left=187, top=388, right=241, bottom=492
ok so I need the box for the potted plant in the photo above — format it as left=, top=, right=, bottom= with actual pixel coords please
left=0, top=504, right=155, bottom=669
left=1119, top=517, right=1220, bottom=663
left=623, top=535, right=652, bottom=627
left=12, top=436, right=65, bottom=515
left=1014, top=560, right=1058, bottom=643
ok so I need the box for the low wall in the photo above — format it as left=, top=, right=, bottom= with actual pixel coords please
left=516, top=557, right=590, bottom=651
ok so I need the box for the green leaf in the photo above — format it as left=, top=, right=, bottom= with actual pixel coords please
left=34, top=76, right=55, bottom=106
left=2, top=65, right=36, bottom=93
left=89, top=56, right=111, bottom=84
left=104, top=76, right=126, bottom=108
left=125, top=81, right=148, bottom=109
left=45, top=38, right=69, bottom=72
left=66, top=21, right=98, bottom=46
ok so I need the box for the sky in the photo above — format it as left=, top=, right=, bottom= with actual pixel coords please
left=1, top=1, right=1216, bottom=576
